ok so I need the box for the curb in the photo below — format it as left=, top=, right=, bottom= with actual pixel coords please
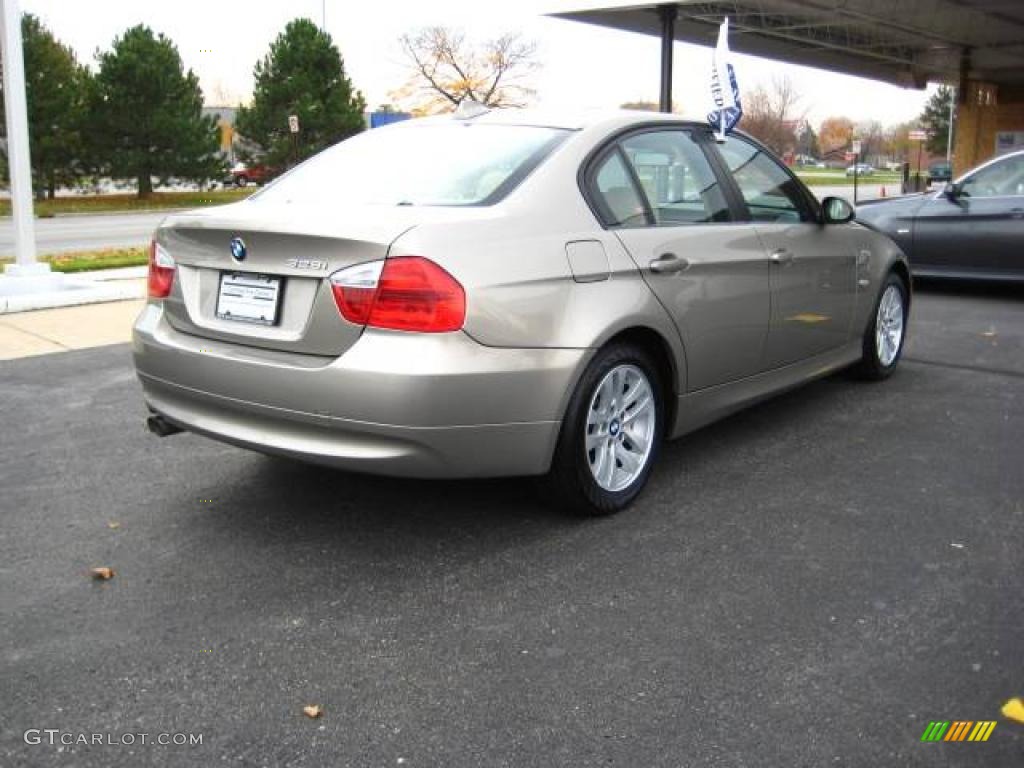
left=0, top=274, right=146, bottom=314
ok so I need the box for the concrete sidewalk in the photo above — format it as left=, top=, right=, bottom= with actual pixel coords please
left=0, top=296, right=144, bottom=360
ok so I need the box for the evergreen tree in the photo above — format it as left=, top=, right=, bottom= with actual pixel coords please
left=236, top=19, right=366, bottom=168
left=920, top=85, right=955, bottom=157
left=88, top=25, right=224, bottom=197
left=0, top=14, right=89, bottom=198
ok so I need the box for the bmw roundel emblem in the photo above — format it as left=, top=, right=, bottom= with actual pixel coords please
left=229, top=237, right=247, bottom=261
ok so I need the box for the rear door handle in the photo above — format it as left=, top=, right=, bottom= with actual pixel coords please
left=649, top=253, right=690, bottom=274
left=770, top=248, right=794, bottom=265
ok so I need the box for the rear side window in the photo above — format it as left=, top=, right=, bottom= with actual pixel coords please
left=620, top=130, right=731, bottom=225
left=254, top=122, right=569, bottom=207
left=717, top=136, right=811, bottom=223
left=591, top=151, right=648, bottom=227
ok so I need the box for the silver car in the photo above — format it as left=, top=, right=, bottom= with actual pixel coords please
left=133, top=109, right=909, bottom=515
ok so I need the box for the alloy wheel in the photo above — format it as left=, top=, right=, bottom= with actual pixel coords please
left=585, top=364, right=657, bottom=492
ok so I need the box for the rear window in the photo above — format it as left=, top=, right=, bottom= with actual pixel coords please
left=254, top=122, right=569, bottom=207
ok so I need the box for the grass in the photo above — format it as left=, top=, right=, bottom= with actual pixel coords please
left=0, top=247, right=148, bottom=274
left=797, top=173, right=902, bottom=187
left=0, top=188, right=251, bottom=217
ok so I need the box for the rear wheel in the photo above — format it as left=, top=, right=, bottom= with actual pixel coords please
left=544, top=343, right=664, bottom=516
left=854, top=272, right=907, bottom=380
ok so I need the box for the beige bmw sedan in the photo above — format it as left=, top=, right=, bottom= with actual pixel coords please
left=133, top=109, right=909, bottom=515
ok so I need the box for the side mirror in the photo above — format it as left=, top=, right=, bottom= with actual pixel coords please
left=943, top=181, right=961, bottom=199
left=821, top=196, right=854, bottom=224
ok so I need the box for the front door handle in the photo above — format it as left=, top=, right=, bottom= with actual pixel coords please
left=770, top=248, right=794, bottom=265
left=649, top=253, right=690, bottom=274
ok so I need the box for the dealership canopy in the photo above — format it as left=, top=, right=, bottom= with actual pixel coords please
left=549, top=0, right=1024, bottom=93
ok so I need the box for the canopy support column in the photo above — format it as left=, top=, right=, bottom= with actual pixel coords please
left=658, top=4, right=677, bottom=113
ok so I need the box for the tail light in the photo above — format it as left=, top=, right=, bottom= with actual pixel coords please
left=329, top=256, right=465, bottom=333
left=148, top=240, right=175, bottom=298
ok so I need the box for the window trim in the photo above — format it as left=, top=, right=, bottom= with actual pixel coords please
left=579, top=121, right=747, bottom=230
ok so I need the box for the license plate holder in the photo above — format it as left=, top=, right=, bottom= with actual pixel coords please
left=216, top=272, right=282, bottom=326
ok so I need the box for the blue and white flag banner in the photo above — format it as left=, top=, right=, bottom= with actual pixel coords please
left=707, top=17, right=743, bottom=141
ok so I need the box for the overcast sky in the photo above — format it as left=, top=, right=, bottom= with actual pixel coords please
left=21, top=0, right=934, bottom=129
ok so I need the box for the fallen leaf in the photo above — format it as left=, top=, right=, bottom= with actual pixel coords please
left=303, top=705, right=323, bottom=719
left=91, top=567, right=115, bottom=580
left=107, top=522, right=121, bottom=529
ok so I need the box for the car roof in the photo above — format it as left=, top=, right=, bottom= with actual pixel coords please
left=412, top=106, right=707, bottom=133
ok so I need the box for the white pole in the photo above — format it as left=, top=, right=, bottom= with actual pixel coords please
left=946, top=86, right=955, bottom=164
left=1, top=0, right=41, bottom=273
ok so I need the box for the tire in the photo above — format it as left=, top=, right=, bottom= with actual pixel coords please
left=853, top=272, right=908, bottom=380
left=235, top=176, right=248, bottom=188
left=543, top=343, right=664, bottom=516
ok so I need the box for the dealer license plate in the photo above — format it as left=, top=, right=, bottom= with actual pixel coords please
left=216, top=272, right=281, bottom=326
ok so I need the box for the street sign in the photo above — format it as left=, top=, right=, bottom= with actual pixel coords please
left=288, top=115, right=299, bottom=133
left=908, top=129, right=927, bottom=141
left=851, top=139, right=862, bottom=154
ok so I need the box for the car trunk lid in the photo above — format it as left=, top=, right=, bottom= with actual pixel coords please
left=156, top=201, right=438, bottom=357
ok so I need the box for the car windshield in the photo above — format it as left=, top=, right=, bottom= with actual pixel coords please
left=254, top=122, right=569, bottom=207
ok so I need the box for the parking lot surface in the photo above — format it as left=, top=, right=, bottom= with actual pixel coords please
left=2, top=282, right=1022, bottom=766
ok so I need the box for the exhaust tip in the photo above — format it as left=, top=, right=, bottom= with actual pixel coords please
left=147, top=414, right=184, bottom=437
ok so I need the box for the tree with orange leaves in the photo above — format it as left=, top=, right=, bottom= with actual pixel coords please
left=818, top=116, right=855, bottom=156
left=394, top=27, right=538, bottom=115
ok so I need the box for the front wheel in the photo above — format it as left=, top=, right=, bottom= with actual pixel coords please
left=854, top=273, right=908, bottom=380
left=544, top=344, right=664, bottom=516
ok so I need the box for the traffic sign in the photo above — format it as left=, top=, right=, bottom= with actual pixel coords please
left=288, top=115, right=299, bottom=133
left=851, top=139, right=862, bottom=154
left=908, top=129, right=927, bottom=141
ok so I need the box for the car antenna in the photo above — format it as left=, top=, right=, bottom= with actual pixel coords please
left=454, top=97, right=490, bottom=120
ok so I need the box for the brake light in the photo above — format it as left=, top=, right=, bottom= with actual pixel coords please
left=148, top=240, right=175, bottom=298
left=329, top=257, right=465, bottom=333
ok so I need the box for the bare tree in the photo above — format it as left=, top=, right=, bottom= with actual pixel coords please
left=741, top=75, right=804, bottom=155
left=394, top=27, right=538, bottom=114
left=855, top=120, right=885, bottom=162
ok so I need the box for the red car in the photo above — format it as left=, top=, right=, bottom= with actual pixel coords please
left=229, top=163, right=278, bottom=187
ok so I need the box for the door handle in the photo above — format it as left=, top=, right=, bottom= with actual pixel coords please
left=770, top=248, right=794, bottom=265
left=649, top=253, right=690, bottom=274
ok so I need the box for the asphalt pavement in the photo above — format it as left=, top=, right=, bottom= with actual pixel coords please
left=0, top=212, right=168, bottom=256
left=1, top=281, right=1022, bottom=766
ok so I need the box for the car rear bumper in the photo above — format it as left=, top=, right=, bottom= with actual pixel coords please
left=132, top=303, right=588, bottom=478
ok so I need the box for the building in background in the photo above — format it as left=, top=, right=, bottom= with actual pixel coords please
left=202, top=106, right=237, bottom=163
